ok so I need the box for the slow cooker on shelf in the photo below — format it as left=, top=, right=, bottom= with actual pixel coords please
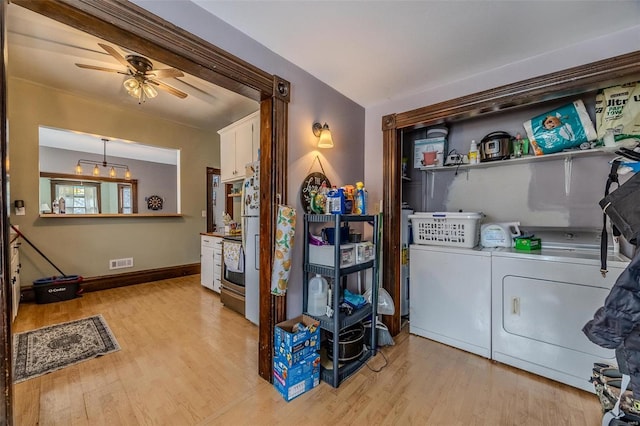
left=327, top=323, right=365, bottom=362
left=479, top=131, right=512, bottom=162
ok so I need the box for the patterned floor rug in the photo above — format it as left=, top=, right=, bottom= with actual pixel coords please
left=13, top=314, right=120, bottom=383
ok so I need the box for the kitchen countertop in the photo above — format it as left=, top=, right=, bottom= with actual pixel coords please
left=201, top=232, right=225, bottom=238
left=200, top=232, right=242, bottom=240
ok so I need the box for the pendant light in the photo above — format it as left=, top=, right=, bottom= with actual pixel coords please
left=76, top=138, right=132, bottom=179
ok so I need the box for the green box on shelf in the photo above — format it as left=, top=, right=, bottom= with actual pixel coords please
left=515, top=237, right=541, bottom=251
left=274, top=314, right=320, bottom=367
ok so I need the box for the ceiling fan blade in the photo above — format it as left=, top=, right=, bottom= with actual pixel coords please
left=97, top=42, right=132, bottom=70
left=148, top=79, right=188, bottom=99
left=75, top=63, right=128, bottom=75
left=147, top=68, right=184, bottom=79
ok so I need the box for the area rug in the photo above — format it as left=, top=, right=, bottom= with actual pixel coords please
left=13, top=314, right=120, bottom=383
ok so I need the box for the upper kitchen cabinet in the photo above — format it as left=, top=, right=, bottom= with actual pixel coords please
left=219, top=111, right=260, bottom=183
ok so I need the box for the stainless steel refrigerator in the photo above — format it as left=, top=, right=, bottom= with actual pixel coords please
left=242, top=161, right=260, bottom=325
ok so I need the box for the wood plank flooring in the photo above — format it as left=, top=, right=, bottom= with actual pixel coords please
left=12, top=275, right=603, bottom=425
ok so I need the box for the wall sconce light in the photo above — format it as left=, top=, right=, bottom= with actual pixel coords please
left=313, top=122, right=334, bottom=148
left=14, top=200, right=25, bottom=216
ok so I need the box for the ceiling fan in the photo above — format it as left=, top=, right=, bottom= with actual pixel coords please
left=75, top=43, right=188, bottom=103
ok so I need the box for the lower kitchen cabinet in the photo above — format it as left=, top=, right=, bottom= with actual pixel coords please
left=409, top=244, right=491, bottom=358
left=201, top=235, right=222, bottom=293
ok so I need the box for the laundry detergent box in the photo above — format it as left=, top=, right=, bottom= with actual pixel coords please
left=273, top=351, right=321, bottom=402
left=515, top=237, right=541, bottom=251
left=414, top=137, right=447, bottom=168
left=274, top=315, right=320, bottom=367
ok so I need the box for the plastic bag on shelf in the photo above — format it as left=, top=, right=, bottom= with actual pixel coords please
left=363, top=287, right=395, bottom=315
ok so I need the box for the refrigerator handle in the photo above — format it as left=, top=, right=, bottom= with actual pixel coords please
left=242, top=217, right=247, bottom=249
left=255, top=234, right=260, bottom=270
left=240, top=179, right=246, bottom=218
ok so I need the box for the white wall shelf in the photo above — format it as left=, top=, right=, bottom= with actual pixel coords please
left=419, top=145, right=625, bottom=196
left=419, top=145, right=620, bottom=173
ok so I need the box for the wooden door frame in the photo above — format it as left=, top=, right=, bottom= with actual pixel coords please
left=382, top=51, right=640, bottom=336
left=2, top=0, right=290, bottom=418
left=0, top=0, right=10, bottom=421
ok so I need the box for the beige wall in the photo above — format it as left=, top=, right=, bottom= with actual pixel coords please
left=9, top=78, right=219, bottom=285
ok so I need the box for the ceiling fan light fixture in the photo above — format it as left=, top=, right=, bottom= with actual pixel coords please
left=123, top=77, right=139, bottom=92
left=143, top=83, right=158, bottom=99
left=78, top=43, right=189, bottom=103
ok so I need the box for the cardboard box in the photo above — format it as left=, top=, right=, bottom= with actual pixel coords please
left=515, top=237, right=541, bottom=251
left=274, top=315, right=320, bottom=367
left=308, top=244, right=355, bottom=268
left=273, top=352, right=321, bottom=401
left=414, top=137, right=447, bottom=168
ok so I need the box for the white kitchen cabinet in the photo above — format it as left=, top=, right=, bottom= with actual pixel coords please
left=10, top=236, right=20, bottom=322
left=213, top=238, right=222, bottom=293
left=218, top=111, right=259, bottom=182
left=491, top=250, right=628, bottom=393
left=201, top=235, right=222, bottom=293
left=409, top=244, right=492, bottom=358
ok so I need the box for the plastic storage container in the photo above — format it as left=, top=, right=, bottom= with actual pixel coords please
left=355, top=241, right=375, bottom=264
left=33, top=275, right=83, bottom=304
left=307, top=274, right=328, bottom=316
left=308, top=244, right=356, bottom=268
left=409, top=212, right=483, bottom=248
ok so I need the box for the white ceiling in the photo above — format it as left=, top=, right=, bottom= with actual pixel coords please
left=9, top=1, right=640, bottom=161
left=193, top=0, right=640, bottom=107
left=39, top=127, right=179, bottom=165
left=6, top=3, right=260, bottom=159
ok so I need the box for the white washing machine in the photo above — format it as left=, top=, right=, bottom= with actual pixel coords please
left=401, top=208, right=413, bottom=317
left=491, top=245, right=629, bottom=392
left=410, top=244, right=492, bottom=358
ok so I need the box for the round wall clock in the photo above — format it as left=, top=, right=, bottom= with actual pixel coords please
left=146, top=195, right=164, bottom=211
left=299, top=172, right=331, bottom=214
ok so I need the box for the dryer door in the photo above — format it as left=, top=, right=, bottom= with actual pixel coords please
left=502, top=275, right=611, bottom=358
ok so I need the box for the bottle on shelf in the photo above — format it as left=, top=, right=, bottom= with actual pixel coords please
left=343, top=185, right=355, bottom=214
left=401, top=244, right=408, bottom=265
left=59, top=197, right=66, bottom=214
left=52, top=199, right=59, bottom=214
left=469, top=140, right=479, bottom=165
left=513, top=133, right=523, bottom=158
left=308, top=274, right=328, bottom=316
left=355, top=182, right=367, bottom=215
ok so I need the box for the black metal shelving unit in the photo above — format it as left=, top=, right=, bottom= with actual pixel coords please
left=303, top=213, right=379, bottom=388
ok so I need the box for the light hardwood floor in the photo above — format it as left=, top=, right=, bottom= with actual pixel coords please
left=12, top=275, right=603, bottom=425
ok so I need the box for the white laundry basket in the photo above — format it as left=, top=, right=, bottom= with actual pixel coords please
left=409, top=212, right=483, bottom=248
